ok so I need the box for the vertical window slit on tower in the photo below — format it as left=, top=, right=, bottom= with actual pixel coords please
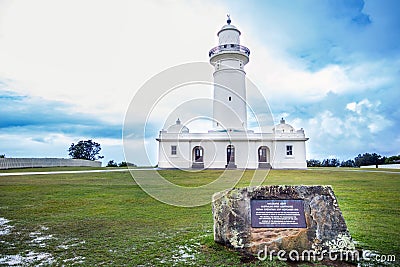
left=228, top=96, right=232, bottom=101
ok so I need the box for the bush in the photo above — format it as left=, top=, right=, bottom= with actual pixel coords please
left=340, top=159, right=355, bottom=167
left=321, top=158, right=340, bottom=167
left=307, top=158, right=340, bottom=167
left=118, top=162, right=136, bottom=167
left=107, top=160, right=118, bottom=167
left=307, top=159, right=321, bottom=167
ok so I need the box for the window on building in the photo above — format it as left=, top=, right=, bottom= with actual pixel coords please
left=171, top=145, right=177, bottom=155
left=228, top=96, right=232, bottom=101
left=286, top=145, right=293, bottom=156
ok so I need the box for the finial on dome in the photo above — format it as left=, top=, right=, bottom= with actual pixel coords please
left=227, top=14, right=231, bottom=25
left=280, top=118, right=285, bottom=124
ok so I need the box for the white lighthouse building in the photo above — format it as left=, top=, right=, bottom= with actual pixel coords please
left=156, top=16, right=308, bottom=169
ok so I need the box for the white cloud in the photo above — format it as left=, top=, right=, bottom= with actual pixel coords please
left=345, top=99, right=391, bottom=134
left=367, top=114, right=393, bottom=134
left=0, top=0, right=227, bottom=124
left=2, top=0, right=394, bottom=125
left=239, top=22, right=398, bottom=105
left=346, top=102, right=357, bottom=112
left=318, top=111, right=344, bottom=136
left=346, top=99, right=374, bottom=114
left=291, top=99, right=394, bottom=160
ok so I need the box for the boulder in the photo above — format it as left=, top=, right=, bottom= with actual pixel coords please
left=212, top=185, right=355, bottom=259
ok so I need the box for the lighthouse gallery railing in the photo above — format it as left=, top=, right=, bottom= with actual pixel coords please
left=209, top=44, right=250, bottom=57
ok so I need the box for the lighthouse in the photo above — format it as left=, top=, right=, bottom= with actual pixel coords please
left=209, top=15, right=250, bottom=131
left=156, top=16, right=308, bottom=170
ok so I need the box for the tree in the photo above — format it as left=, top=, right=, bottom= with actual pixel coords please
left=118, top=161, right=128, bottom=167
left=321, top=158, right=340, bottom=167
left=118, top=161, right=137, bottom=167
left=340, top=159, right=355, bottom=167
left=107, top=160, right=118, bottom=167
left=354, top=153, right=384, bottom=167
left=307, top=159, right=321, bottom=167
left=68, top=140, right=104, bottom=161
left=385, top=155, right=400, bottom=164
left=0, top=154, right=5, bottom=158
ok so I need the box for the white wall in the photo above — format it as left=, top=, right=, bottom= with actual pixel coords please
left=158, top=139, right=191, bottom=169
left=272, top=140, right=307, bottom=169
left=0, top=158, right=101, bottom=169
left=213, top=67, right=247, bottom=130
left=360, top=164, right=400, bottom=169
left=157, top=132, right=307, bottom=169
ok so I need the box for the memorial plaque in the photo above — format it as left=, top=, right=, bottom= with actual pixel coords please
left=251, top=199, right=306, bottom=228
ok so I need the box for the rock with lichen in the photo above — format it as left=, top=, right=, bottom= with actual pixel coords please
left=212, top=185, right=354, bottom=258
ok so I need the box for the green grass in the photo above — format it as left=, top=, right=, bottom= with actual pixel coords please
left=0, top=169, right=398, bottom=266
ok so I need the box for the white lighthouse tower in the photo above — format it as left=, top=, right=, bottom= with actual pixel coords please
left=156, top=16, right=309, bottom=170
left=209, top=15, right=250, bottom=131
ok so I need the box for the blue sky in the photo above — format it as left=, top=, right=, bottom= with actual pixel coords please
left=0, top=0, right=399, bottom=165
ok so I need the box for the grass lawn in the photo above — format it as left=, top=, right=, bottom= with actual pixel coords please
left=0, top=168, right=398, bottom=266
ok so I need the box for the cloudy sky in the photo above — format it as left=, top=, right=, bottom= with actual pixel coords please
left=0, top=0, right=399, bottom=165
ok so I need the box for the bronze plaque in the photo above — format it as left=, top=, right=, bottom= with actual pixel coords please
left=251, top=199, right=306, bottom=228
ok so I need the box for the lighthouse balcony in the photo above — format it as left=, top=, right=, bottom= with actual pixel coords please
left=209, top=44, right=250, bottom=57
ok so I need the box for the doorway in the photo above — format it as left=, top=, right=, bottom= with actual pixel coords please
left=192, top=146, right=204, bottom=168
left=258, top=146, right=271, bottom=169
left=226, top=145, right=237, bottom=169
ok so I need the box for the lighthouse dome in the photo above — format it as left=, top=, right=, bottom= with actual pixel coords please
left=218, top=24, right=240, bottom=35
left=273, top=118, right=295, bottom=133
left=217, top=15, right=241, bottom=45
left=167, top=118, right=189, bottom=133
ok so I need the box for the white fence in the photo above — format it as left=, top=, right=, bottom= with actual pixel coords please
left=0, top=158, right=101, bottom=170
left=360, top=164, right=400, bottom=169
